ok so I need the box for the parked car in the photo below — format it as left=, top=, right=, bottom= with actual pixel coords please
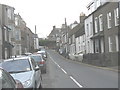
left=0, top=68, right=23, bottom=89
left=0, top=57, right=42, bottom=89
left=30, top=54, right=46, bottom=74
left=37, top=50, right=47, bottom=60
left=24, top=52, right=32, bottom=56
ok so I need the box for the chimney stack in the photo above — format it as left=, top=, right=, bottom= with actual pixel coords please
left=35, top=25, right=36, bottom=34
left=53, top=26, right=56, bottom=30
left=79, top=12, right=86, bottom=23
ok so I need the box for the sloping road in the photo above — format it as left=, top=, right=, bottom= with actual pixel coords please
left=42, top=50, right=118, bottom=88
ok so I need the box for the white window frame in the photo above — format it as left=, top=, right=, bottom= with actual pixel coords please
left=7, top=9, right=12, bottom=19
left=99, top=14, right=103, bottom=31
left=107, top=12, right=112, bottom=29
left=115, top=35, right=119, bottom=52
left=96, top=0, right=100, bottom=8
left=108, top=36, right=112, bottom=52
left=90, top=22, right=93, bottom=35
left=100, top=38, right=104, bottom=53
left=95, top=17, right=98, bottom=33
left=114, top=8, right=119, bottom=26
left=87, top=24, right=89, bottom=36
left=15, top=17, right=18, bottom=26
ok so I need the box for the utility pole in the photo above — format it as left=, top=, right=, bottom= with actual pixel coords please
left=35, top=25, right=36, bottom=34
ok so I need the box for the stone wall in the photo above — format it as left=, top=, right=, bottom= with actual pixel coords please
left=83, top=52, right=119, bottom=67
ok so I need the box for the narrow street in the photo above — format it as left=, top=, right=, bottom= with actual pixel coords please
left=42, top=50, right=118, bottom=88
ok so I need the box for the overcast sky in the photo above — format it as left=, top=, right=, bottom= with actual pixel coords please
left=0, top=0, right=92, bottom=38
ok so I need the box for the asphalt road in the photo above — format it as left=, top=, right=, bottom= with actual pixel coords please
left=42, top=50, right=118, bottom=88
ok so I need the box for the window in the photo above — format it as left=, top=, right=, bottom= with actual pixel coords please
left=96, top=0, right=100, bottom=8
left=99, top=14, right=103, bottom=31
left=15, top=17, right=18, bottom=26
left=114, top=8, right=119, bottom=26
left=108, top=36, right=112, bottom=52
left=72, top=35, right=75, bottom=43
left=16, top=44, right=21, bottom=55
left=87, top=24, right=89, bottom=36
left=0, top=27, right=2, bottom=45
left=90, top=22, right=93, bottom=35
left=95, top=39, right=99, bottom=53
left=69, top=38, right=71, bottom=44
left=4, top=29, right=7, bottom=41
left=107, top=12, right=112, bottom=29
left=95, top=17, right=98, bottom=33
left=115, top=35, right=119, bottom=52
left=7, top=9, right=12, bottom=19
left=15, top=30, right=20, bottom=40
left=100, top=38, right=104, bottom=53
left=5, top=48, right=7, bottom=59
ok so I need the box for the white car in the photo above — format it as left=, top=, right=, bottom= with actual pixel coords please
left=37, top=50, right=47, bottom=59
left=0, top=56, right=42, bottom=89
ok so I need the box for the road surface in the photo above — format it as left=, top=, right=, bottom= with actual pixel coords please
left=42, top=50, right=118, bottom=88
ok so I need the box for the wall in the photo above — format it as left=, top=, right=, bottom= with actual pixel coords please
left=85, top=14, right=94, bottom=54
left=83, top=52, right=118, bottom=66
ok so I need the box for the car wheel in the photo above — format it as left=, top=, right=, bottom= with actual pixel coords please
left=34, top=81, right=37, bottom=89
left=39, top=83, right=42, bottom=89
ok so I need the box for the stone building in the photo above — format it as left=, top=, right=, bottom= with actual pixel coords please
left=0, top=4, right=15, bottom=59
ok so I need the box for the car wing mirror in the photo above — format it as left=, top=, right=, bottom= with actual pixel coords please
left=35, top=66, right=39, bottom=71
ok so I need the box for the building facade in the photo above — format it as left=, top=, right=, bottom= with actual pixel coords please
left=84, top=2, right=119, bottom=66
left=84, top=14, right=94, bottom=54
left=0, top=4, right=36, bottom=59
left=0, top=4, right=15, bottom=59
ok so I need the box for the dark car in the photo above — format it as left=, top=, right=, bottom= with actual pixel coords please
left=0, top=68, right=23, bottom=89
left=30, top=54, right=46, bottom=74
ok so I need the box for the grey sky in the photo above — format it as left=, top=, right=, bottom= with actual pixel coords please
left=1, top=0, right=92, bottom=38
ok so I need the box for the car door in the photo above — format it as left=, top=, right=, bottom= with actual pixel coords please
left=1, top=69, right=16, bottom=89
left=31, top=58, right=41, bottom=88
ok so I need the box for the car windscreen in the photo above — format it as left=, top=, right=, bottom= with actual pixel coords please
left=30, top=55, right=42, bottom=62
left=0, top=59, right=31, bottom=73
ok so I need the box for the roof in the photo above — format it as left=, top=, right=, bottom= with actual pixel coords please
left=68, top=23, right=85, bottom=37
left=48, top=28, right=61, bottom=36
left=75, top=24, right=85, bottom=38
left=3, top=56, right=30, bottom=62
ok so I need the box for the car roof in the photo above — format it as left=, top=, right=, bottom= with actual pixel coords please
left=37, top=51, right=45, bottom=53
left=30, top=54, right=42, bottom=56
left=3, top=56, right=30, bottom=62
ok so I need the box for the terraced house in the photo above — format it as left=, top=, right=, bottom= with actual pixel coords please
left=0, top=4, right=15, bottom=59
left=0, top=4, right=37, bottom=59
left=84, top=1, right=119, bottom=66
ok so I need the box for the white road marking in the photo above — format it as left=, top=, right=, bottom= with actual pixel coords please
left=49, top=52, right=83, bottom=88
left=70, top=76, right=83, bottom=88
left=61, top=68, right=67, bottom=74
left=57, top=64, right=61, bottom=68
left=49, top=54, right=67, bottom=74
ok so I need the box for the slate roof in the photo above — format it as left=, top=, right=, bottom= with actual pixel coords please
left=68, top=23, right=85, bottom=38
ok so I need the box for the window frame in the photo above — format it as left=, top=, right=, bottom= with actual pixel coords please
left=114, top=8, right=119, bottom=26
left=107, top=12, right=112, bottom=29
left=95, top=17, right=98, bottom=33
left=99, top=14, right=103, bottom=31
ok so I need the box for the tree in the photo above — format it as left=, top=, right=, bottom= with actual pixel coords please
left=39, top=39, right=56, bottom=49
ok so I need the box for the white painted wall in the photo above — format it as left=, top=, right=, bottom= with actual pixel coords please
left=76, top=34, right=86, bottom=54
left=85, top=15, right=94, bottom=54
